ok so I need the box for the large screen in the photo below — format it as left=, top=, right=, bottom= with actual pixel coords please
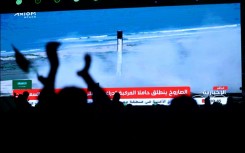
left=0, top=2, right=242, bottom=105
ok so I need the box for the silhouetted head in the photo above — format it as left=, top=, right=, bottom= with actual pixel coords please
left=204, top=96, right=211, bottom=106
left=170, top=95, right=198, bottom=112
left=112, top=92, right=121, bottom=103
left=22, top=91, right=29, bottom=100
left=56, top=86, right=88, bottom=112
left=211, top=102, right=223, bottom=110
left=15, top=91, right=33, bottom=112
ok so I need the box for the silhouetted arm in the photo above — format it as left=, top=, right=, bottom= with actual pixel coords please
left=77, top=54, right=111, bottom=106
left=36, top=42, right=60, bottom=110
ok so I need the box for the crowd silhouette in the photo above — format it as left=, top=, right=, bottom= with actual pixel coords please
left=1, top=41, right=245, bottom=130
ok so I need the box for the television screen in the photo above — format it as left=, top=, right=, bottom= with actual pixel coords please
left=0, top=2, right=242, bottom=106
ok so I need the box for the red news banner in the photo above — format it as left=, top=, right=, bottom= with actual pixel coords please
left=213, top=86, right=228, bottom=91
left=13, top=86, right=191, bottom=101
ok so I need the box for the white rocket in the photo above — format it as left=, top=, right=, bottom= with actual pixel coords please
left=117, top=30, right=123, bottom=76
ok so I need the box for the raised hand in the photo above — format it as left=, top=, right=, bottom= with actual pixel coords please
left=46, top=42, right=60, bottom=68
left=77, top=53, right=91, bottom=76
left=37, top=75, right=47, bottom=85
left=77, top=53, right=112, bottom=105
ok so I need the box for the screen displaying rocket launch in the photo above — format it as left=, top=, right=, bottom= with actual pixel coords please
left=0, top=3, right=242, bottom=105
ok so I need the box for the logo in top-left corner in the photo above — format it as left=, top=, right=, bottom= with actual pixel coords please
left=13, top=12, right=37, bottom=19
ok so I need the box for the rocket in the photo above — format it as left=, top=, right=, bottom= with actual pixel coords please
left=117, top=30, right=123, bottom=76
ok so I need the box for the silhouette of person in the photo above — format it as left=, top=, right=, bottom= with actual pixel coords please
left=56, top=86, right=88, bottom=113
left=35, top=42, right=60, bottom=112
left=170, top=95, right=199, bottom=113
left=77, top=54, right=112, bottom=110
left=15, top=91, right=33, bottom=112
left=112, top=92, right=124, bottom=107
